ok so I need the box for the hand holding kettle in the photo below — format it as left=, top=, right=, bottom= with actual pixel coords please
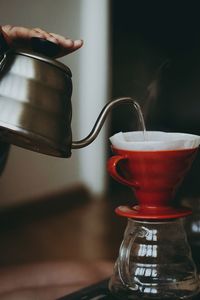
left=0, top=23, right=137, bottom=159
left=0, top=24, right=83, bottom=174
left=0, top=25, right=83, bottom=57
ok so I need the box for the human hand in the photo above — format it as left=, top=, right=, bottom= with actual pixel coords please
left=1, top=25, right=83, bottom=58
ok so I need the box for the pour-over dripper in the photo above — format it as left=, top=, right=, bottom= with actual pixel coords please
left=108, top=131, right=200, bottom=220
left=107, top=131, right=200, bottom=299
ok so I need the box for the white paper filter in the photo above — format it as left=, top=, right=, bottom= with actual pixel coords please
left=110, top=131, right=200, bottom=151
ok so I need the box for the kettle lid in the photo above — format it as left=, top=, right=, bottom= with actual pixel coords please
left=15, top=49, right=72, bottom=77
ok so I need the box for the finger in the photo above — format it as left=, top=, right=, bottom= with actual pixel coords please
left=73, top=39, right=84, bottom=50
left=33, top=28, right=58, bottom=43
left=49, top=32, right=69, bottom=41
left=49, top=32, right=83, bottom=49
left=49, top=32, right=83, bottom=57
left=60, top=39, right=83, bottom=54
left=32, top=27, right=50, bottom=37
left=2, top=26, right=37, bottom=39
left=49, top=32, right=74, bottom=47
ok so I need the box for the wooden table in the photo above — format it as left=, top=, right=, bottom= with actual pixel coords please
left=0, top=185, right=128, bottom=299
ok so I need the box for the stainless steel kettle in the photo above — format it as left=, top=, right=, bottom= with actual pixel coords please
left=0, top=35, right=137, bottom=157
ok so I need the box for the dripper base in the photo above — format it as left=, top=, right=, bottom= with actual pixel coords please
left=116, top=205, right=192, bottom=220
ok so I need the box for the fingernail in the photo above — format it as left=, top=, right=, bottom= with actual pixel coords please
left=74, top=39, right=83, bottom=47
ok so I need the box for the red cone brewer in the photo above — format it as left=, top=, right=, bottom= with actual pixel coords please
left=107, top=131, right=200, bottom=299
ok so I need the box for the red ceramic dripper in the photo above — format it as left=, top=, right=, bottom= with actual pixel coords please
left=107, top=147, right=199, bottom=220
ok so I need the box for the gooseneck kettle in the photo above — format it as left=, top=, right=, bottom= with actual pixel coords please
left=0, top=32, right=136, bottom=157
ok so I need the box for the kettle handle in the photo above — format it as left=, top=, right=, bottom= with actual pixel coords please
left=71, top=97, right=142, bottom=149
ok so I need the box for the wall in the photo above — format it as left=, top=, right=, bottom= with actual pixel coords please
left=109, top=1, right=200, bottom=199
left=0, top=0, right=110, bottom=206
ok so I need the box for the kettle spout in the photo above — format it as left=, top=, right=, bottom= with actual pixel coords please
left=71, top=97, right=143, bottom=149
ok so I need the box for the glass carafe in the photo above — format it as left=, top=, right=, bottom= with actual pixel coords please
left=109, top=218, right=200, bottom=300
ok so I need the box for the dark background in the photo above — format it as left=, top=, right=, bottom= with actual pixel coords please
left=109, top=1, right=200, bottom=199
